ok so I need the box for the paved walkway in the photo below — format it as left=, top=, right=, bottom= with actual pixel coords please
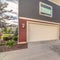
left=0, top=40, right=60, bottom=60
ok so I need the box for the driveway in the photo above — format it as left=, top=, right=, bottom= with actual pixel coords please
left=0, top=40, right=60, bottom=60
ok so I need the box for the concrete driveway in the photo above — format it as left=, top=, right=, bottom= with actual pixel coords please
left=0, top=40, right=60, bottom=60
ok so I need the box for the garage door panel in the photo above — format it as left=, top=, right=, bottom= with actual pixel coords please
left=28, top=22, right=59, bottom=42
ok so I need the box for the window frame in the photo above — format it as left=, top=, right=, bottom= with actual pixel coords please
left=39, top=2, right=53, bottom=17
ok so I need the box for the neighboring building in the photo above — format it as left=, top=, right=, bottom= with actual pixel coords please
left=18, top=0, right=60, bottom=44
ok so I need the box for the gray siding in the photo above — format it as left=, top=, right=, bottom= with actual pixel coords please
left=19, top=0, right=60, bottom=23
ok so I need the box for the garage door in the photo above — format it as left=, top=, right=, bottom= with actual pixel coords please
left=27, top=21, right=59, bottom=42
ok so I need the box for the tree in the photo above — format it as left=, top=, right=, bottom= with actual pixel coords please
left=14, top=27, right=18, bottom=36
left=0, top=2, right=13, bottom=28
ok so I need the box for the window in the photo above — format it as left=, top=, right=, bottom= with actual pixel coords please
left=39, top=2, right=53, bottom=17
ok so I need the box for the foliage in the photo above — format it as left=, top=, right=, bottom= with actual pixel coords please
left=13, top=28, right=18, bottom=41
left=13, top=36, right=18, bottom=41
left=2, top=28, right=13, bottom=34
left=2, top=28, right=7, bottom=33
left=0, top=2, right=13, bottom=28
left=14, top=27, right=18, bottom=36
left=1, top=34, right=14, bottom=40
left=3, top=36, right=13, bottom=41
left=0, top=32, right=2, bottom=39
left=5, top=40, right=15, bottom=47
left=3, top=36, right=9, bottom=41
left=0, top=40, right=5, bottom=46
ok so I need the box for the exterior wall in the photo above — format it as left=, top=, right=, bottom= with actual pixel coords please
left=18, top=19, right=27, bottom=44
left=19, top=0, right=60, bottom=23
left=18, top=0, right=60, bottom=44
left=18, top=18, right=60, bottom=44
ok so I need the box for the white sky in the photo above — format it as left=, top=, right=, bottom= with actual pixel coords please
left=4, top=0, right=18, bottom=25
left=5, top=1, right=18, bottom=14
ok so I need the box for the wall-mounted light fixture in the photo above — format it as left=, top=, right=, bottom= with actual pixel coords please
left=21, top=23, right=25, bottom=28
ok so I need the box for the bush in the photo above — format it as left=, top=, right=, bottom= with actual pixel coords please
left=13, top=36, right=18, bottom=41
left=2, top=28, right=7, bottom=33
left=5, top=40, right=15, bottom=47
left=2, top=34, right=14, bottom=41
left=3, top=36, right=9, bottom=41
left=2, top=28, right=13, bottom=34
left=3, top=36, right=13, bottom=41
left=14, top=28, right=18, bottom=36
left=8, top=36, right=13, bottom=40
left=0, top=40, right=5, bottom=46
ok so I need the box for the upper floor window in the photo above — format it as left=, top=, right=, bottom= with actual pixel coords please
left=39, top=2, right=53, bottom=17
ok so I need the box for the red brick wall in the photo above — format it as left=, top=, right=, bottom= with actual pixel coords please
left=18, top=19, right=27, bottom=43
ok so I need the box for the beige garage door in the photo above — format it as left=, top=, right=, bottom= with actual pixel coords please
left=27, top=22, right=59, bottom=42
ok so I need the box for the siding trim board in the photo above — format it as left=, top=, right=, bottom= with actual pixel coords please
left=18, top=42, right=27, bottom=44
left=20, top=17, right=59, bottom=25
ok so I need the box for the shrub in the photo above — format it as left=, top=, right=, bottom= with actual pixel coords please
left=3, top=36, right=9, bottom=41
left=2, top=28, right=7, bottom=33
left=14, top=28, right=18, bottom=36
left=2, top=28, right=13, bottom=34
left=3, top=36, right=13, bottom=41
left=5, top=40, right=15, bottom=47
left=0, top=40, right=5, bottom=46
left=2, top=34, right=14, bottom=41
left=13, top=36, right=18, bottom=41
left=8, top=36, right=13, bottom=40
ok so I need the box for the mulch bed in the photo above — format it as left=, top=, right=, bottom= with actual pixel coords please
left=0, top=43, right=28, bottom=52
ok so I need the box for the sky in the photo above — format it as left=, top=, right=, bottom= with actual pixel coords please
left=0, top=0, right=18, bottom=25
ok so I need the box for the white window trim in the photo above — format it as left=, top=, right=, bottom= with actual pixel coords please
left=39, top=2, right=53, bottom=17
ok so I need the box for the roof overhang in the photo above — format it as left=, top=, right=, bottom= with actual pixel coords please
left=49, top=0, right=60, bottom=6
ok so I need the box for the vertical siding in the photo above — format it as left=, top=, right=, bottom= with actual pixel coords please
left=19, top=0, right=60, bottom=23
